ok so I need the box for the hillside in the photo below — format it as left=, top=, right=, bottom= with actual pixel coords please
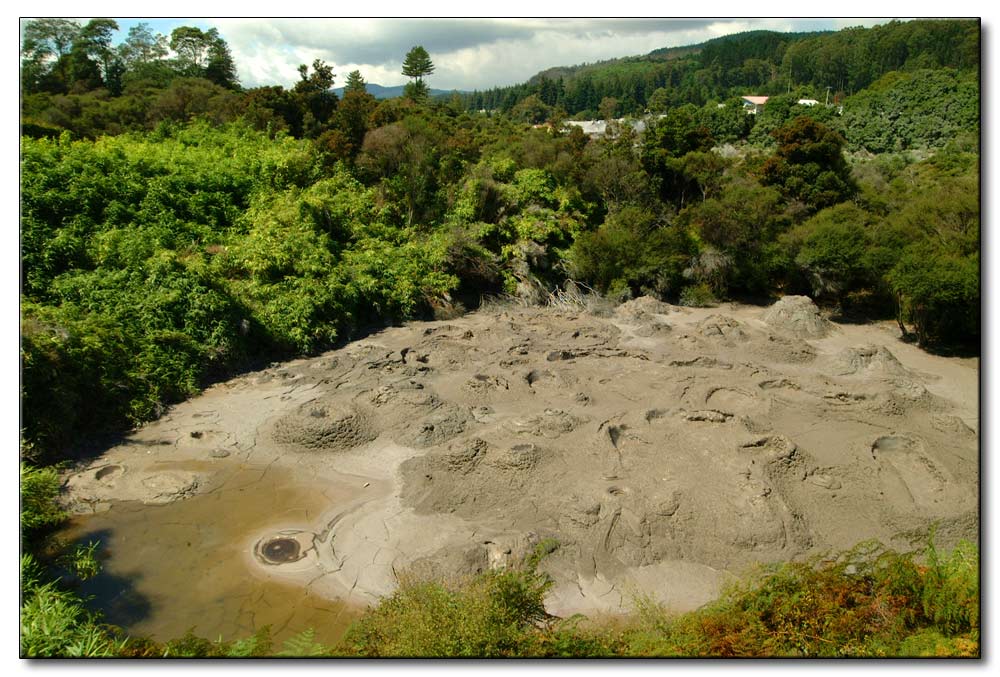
left=464, top=20, right=979, bottom=116
left=333, top=82, right=469, bottom=100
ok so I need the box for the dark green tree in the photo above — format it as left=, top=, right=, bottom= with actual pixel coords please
left=119, top=22, right=168, bottom=67
left=641, top=105, right=715, bottom=208
left=334, top=73, right=378, bottom=159
left=205, top=33, right=239, bottom=89
left=402, top=45, right=434, bottom=101
left=117, top=22, right=172, bottom=87
left=344, top=69, right=367, bottom=94
left=402, top=80, right=429, bottom=102
left=170, top=27, right=227, bottom=76
left=402, top=45, right=435, bottom=83
left=68, top=19, right=119, bottom=91
left=20, top=18, right=81, bottom=93
left=294, top=59, right=338, bottom=137
left=761, top=116, right=856, bottom=212
left=679, top=179, right=788, bottom=295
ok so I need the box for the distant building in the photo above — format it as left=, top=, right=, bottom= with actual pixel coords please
left=564, top=120, right=608, bottom=137
left=740, top=95, right=769, bottom=114
left=797, top=98, right=820, bottom=106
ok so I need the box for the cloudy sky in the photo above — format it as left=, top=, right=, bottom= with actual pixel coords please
left=96, top=15, right=905, bottom=92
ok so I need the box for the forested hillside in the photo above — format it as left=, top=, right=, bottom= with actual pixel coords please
left=20, top=18, right=980, bottom=658
left=465, top=20, right=979, bottom=119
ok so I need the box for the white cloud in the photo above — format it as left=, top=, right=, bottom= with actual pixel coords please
left=190, top=17, right=900, bottom=90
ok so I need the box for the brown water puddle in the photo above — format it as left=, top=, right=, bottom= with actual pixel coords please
left=61, top=462, right=368, bottom=649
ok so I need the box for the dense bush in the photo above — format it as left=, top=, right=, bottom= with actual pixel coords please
left=837, top=69, right=980, bottom=153
left=614, top=540, right=979, bottom=657
left=19, top=123, right=467, bottom=459
left=567, top=206, right=694, bottom=299
left=341, top=568, right=552, bottom=657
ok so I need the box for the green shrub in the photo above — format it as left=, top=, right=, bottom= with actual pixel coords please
left=678, top=283, right=719, bottom=307
left=341, top=568, right=552, bottom=657
left=19, top=462, right=66, bottom=534
left=567, top=207, right=694, bottom=298
left=20, top=553, right=124, bottom=658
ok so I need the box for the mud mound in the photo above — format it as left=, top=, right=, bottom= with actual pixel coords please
left=504, top=409, right=584, bottom=438
left=489, top=443, right=543, bottom=471
left=614, top=296, right=673, bottom=320
left=697, top=315, right=748, bottom=342
left=406, top=405, right=470, bottom=447
left=633, top=320, right=672, bottom=338
left=833, top=345, right=910, bottom=378
left=752, top=333, right=817, bottom=363
left=62, top=464, right=203, bottom=512
left=761, top=295, right=831, bottom=338
left=271, top=402, right=377, bottom=451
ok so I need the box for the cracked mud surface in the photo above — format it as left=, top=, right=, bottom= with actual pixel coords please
left=59, top=298, right=979, bottom=642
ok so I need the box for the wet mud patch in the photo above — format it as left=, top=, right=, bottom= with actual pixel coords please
left=59, top=464, right=366, bottom=647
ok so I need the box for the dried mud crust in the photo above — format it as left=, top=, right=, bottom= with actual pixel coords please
left=61, top=297, right=979, bottom=616
left=384, top=301, right=976, bottom=600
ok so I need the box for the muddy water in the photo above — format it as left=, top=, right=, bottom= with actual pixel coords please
left=61, top=463, right=366, bottom=648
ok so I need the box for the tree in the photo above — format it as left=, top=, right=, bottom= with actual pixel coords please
left=119, top=22, right=168, bottom=68
left=511, top=94, right=550, bottom=124
left=761, top=116, right=857, bottom=212
left=598, top=96, right=619, bottom=121
left=118, top=22, right=172, bottom=87
left=205, top=33, right=239, bottom=89
left=21, top=18, right=82, bottom=92
left=679, top=179, right=788, bottom=294
left=402, top=80, right=429, bottom=102
left=335, top=73, right=378, bottom=158
left=170, top=26, right=238, bottom=82
left=294, top=59, right=338, bottom=137
left=568, top=206, right=695, bottom=299
left=402, top=45, right=435, bottom=100
left=344, top=70, right=367, bottom=95
left=402, top=45, right=435, bottom=83
left=70, top=19, right=119, bottom=91
left=641, top=106, right=715, bottom=208
left=646, top=87, right=671, bottom=113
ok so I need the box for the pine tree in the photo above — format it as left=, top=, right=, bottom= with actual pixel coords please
left=344, top=69, right=367, bottom=94
left=402, top=45, right=434, bottom=84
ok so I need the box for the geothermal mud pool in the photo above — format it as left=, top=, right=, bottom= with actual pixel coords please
left=59, top=296, right=979, bottom=643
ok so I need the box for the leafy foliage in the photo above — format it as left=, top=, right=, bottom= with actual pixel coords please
left=335, top=540, right=978, bottom=658
left=761, top=116, right=856, bottom=211
left=341, top=568, right=552, bottom=657
left=19, top=463, right=66, bottom=534
left=568, top=207, right=695, bottom=299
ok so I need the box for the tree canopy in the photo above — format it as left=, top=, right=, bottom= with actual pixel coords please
left=402, top=45, right=435, bottom=82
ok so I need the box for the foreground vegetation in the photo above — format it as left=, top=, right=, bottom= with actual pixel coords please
left=20, top=18, right=980, bottom=658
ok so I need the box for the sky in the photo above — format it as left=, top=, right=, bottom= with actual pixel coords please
left=42, top=15, right=907, bottom=92
left=112, top=17, right=896, bottom=91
